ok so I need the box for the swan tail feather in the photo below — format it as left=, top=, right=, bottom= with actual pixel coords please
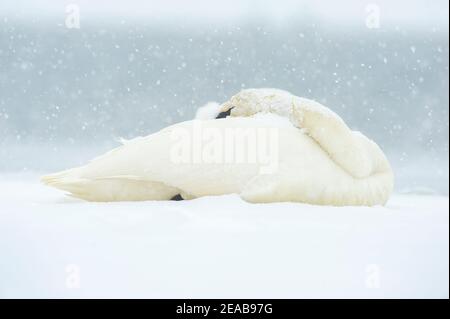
left=41, top=171, right=179, bottom=202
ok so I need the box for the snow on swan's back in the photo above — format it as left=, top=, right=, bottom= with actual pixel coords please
left=42, top=89, right=394, bottom=206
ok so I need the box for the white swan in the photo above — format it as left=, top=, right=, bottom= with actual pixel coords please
left=42, top=88, right=394, bottom=206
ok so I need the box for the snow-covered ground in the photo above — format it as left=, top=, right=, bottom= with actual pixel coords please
left=0, top=173, right=448, bottom=299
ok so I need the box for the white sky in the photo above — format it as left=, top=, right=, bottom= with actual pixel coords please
left=1, top=0, right=449, bottom=28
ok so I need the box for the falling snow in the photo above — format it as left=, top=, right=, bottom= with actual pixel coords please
left=0, top=2, right=448, bottom=196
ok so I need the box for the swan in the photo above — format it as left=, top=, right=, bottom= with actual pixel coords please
left=41, top=88, right=394, bottom=206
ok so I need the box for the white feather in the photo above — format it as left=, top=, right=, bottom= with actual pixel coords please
left=195, top=102, right=222, bottom=120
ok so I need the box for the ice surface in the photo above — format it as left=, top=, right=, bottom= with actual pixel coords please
left=0, top=173, right=448, bottom=298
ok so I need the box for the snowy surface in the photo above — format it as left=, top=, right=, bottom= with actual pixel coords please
left=0, top=173, right=448, bottom=299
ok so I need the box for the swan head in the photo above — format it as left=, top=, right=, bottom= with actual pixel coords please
left=219, top=88, right=293, bottom=117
